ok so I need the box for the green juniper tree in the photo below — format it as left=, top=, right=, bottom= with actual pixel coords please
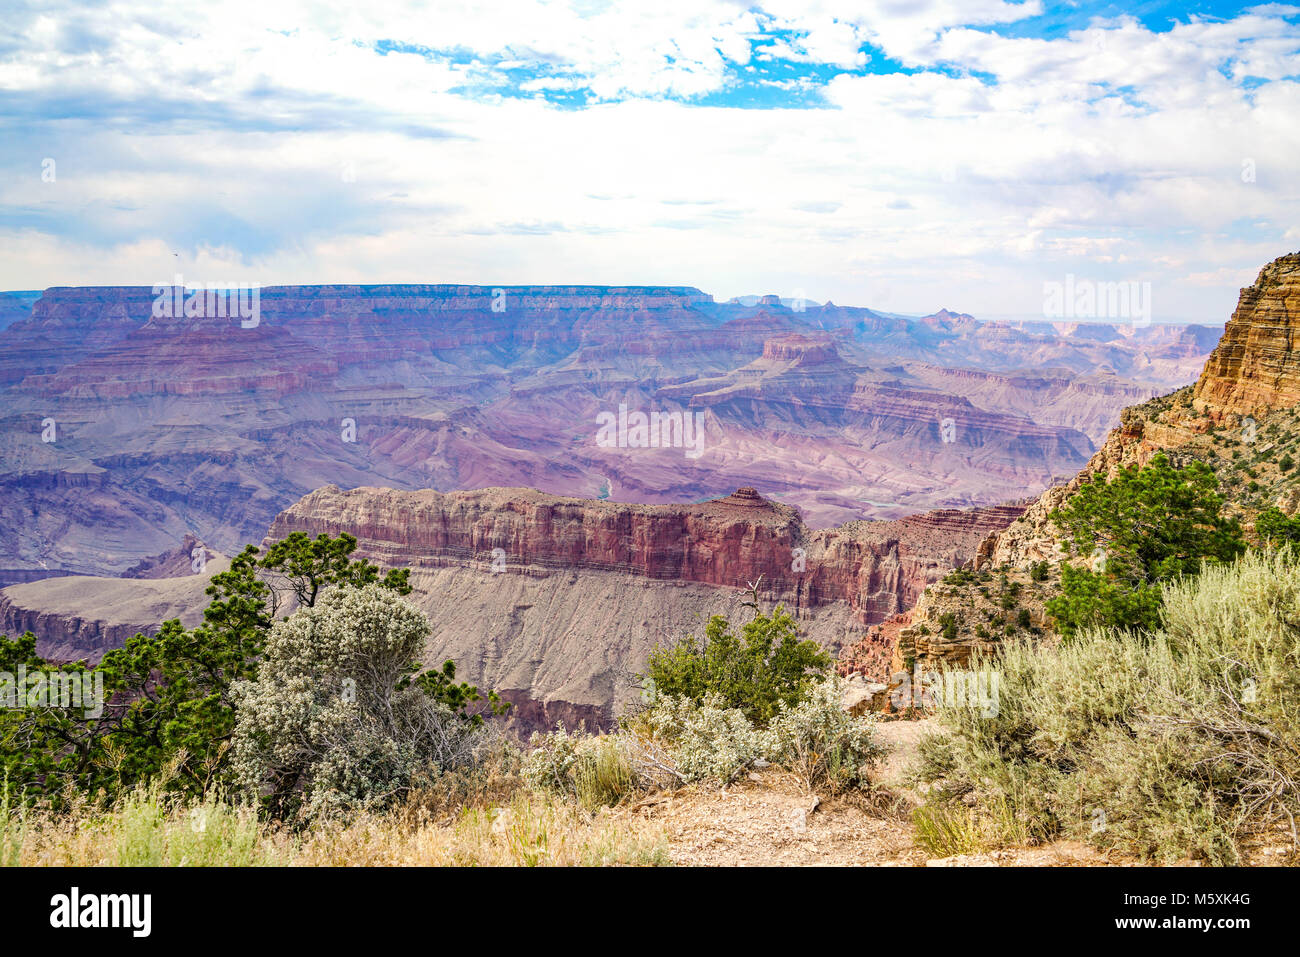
left=0, top=532, right=500, bottom=804
left=1046, top=453, right=1244, bottom=636
left=643, top=605, right=831, bottom=726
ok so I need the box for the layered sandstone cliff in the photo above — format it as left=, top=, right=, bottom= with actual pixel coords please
left=864, top=250, right=1300, bottom=681
left=263, top=484, right=1025, bottom=728
left=266, top=484, right=1024, bottom=625
left=1194, top=252, right=1300, bottom=418
left=3, top=485, right=1024, bottom=729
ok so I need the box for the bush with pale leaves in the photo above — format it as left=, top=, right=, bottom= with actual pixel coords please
left=231, top=585, right=492, bottom=821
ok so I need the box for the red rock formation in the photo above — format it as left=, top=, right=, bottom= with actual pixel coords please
left=266, top=484, right=1025, bottom=625
left=838, top=612, right=911, bottom=681
left=1194, top=252, right=1300, bottom=417
left=0, top=282, right=1216, bottom=580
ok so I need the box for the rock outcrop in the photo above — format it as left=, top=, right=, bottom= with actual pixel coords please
left=121, top=534, right=219, bottom=579
left=266, top=484, right=1024, bottom=625
left=3, top=486, right=1024, bottom=729
left=1194, top=252, right=1300, bottom=418
left=0, top=556, right=229, bottom=662
left=864, top=249, right=1300, bottom=679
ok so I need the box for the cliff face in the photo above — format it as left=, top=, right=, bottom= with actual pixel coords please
left=264, top=484, right=1024, bottom=729
left=871, top=250, right=1300, bottom=679
left=1194, top=253, right=1300, bottom=418
left=266, top=485, right=1024, bottom=625
left=268, top=485, right=803, bottom=587
left=0, top=282, right=1217, bottom=581
left=0, top=558, right=226, bottom=662
left=2, top=485, right=1024, bottom=730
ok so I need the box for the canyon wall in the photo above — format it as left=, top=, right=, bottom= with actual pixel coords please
left=262, top=484, right=1024, bottom=728
left=267, top=484, right=1025, bottom=625
left=864, top=249, right=1300, bottom=679
left=0, top=283, right=1217, bottom=581
left=3, top=485, right=1023, bottom=729
left=1194, top=252, right=1300, bottom=418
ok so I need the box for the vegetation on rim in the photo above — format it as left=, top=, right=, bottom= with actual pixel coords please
left=915, top=549, right=1300, bottom=864
left=5, top=392, right=1300, bottom=865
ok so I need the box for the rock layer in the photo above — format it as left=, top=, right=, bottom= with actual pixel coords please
left=266, top=484, right=1025, bottom=625
left=3, top=486, right=1024, bottom=729
left=1194, top=253, right=1300, bottom=417
left=871, top=249, right=1300, bottom=676
left=0, top=283, right=1217, bottom=578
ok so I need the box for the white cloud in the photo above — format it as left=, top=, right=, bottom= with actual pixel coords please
left=0, top=1, right=1297, bottom=323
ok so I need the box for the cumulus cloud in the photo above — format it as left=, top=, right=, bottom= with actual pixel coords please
left=0, top=0, right=1297, bottom=322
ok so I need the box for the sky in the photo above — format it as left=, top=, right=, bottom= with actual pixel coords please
left=1, top=1, right=1298, bottom=322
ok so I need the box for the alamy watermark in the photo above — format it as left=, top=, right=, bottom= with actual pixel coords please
left=50, top=887, right=151, bottom=937
left=596, top=404, right=705, bottom=459
left=1043, top=274, right=1151, bottom=326
left=1, top=666, right=104, bottom=718
left=152, top=275, right=261, bottom=328
left=891, top=664, right=1000, bottom=717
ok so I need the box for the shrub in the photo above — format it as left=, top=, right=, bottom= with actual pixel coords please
left=606, top=679, right=883, bottom=794
left=521, top=728, right=638, bottom=809
left=230, top=585, right=496, bottom=821
left=0, top=531, right=417, bottom=804
left=644, top=606, right=831, bottom=725
left=918, top=550, right=1300, bottom=864
left=639, top=694, right=775, bottom=785
left=1255, top=506, right=1300, bottom=545
left=943, top=567, right=977, bottom=586
left=766, top=679, right=883, bottom=793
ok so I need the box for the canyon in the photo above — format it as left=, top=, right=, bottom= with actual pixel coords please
left=0, top=284, right=1215, bottom=582
left=0, top=281, right=1227, bottom=727
left=0, top=483, right=1023, bottom=727
left=855, top=250, right=1300, bottom=685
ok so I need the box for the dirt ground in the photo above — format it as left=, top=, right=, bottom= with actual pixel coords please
left=620, top=717, right=1132, bottom=867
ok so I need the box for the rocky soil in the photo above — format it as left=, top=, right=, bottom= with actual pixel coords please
left=623, top=720, right=1138, bottom=866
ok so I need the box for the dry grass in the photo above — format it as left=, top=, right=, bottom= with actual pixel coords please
left=293, top=793, right=668, bottom=866
left=2, top=785, right=669, bottom=867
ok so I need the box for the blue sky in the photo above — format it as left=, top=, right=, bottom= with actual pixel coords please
left=1, top=1, right=1298, bottom=321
